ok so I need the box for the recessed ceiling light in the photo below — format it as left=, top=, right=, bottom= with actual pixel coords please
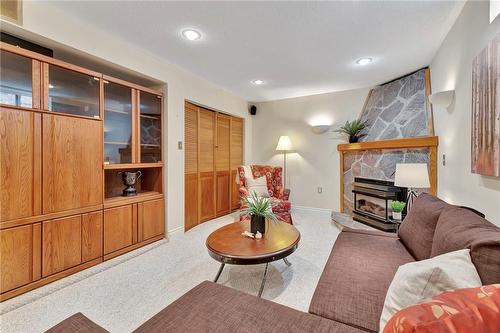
left=356, top=57, right=373, bottom=66
left=252, top=79, right=264, bottom=85
left=48, top=84, right=55, bottom=89
left=182, top=29, right=201, bottom=41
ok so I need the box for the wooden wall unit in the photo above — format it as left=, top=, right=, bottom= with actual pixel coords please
left=184, top=102, right=244, bottom=230
left=0, top=42, right=165, bottom=301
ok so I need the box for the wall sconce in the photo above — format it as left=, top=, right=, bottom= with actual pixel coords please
left=428, top=90, right=455, bottom=109
left=311, top=125, right=331, bottom=134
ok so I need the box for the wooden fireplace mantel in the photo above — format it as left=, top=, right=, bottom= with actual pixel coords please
left=338, top=136, right=439, bottom=212
left=337, top=136, right=438, bottom=152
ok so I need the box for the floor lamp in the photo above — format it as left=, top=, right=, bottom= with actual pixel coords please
left=276, top=136, right=292, bottom=189
left=394, top=163, right=430, bottom=212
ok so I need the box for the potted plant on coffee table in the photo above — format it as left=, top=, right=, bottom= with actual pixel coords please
left=391, top=201, right=406, bottom=221
left=242, top=191, right=278, bottom=235
left=335, top=119, right=368, bottom=143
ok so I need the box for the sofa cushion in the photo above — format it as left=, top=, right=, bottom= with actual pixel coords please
left=398, top=193, right=450, bottom=260
left=383, top=284, right=500, bottom=333
left=431, top=207, right=500, bottom=285
left=134, top=281, right=364, bottom=333
left=379, top=249, right=482, bottom=331
left=45, top=313, right=108, bottom=333
left=309, top=230, right=415, bottom=332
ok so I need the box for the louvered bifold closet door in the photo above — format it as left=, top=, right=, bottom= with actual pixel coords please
left=215, top=113, right=231, bottom=216
left=198, top=108, right=216, bottom=222
left=184, top=102, right=199, bottom=231
left=230, top=117, right=244, bottom=211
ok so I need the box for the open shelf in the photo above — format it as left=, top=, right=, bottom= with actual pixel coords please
left=104, top=162, right=163, bottom=169
left=104, top=191, right=163, bottom=209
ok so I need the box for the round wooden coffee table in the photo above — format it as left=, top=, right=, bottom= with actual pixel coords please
left=206, top=220, right=300, bottom=297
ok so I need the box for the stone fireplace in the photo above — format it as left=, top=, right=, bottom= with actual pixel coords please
left=337, top=68, right=438, bottom=230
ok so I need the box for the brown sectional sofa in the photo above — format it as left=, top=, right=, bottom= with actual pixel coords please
left=47, top=194, right=500, bottom=333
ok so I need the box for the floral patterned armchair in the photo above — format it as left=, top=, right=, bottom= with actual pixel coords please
left=237, top=165, right=292, bottom=224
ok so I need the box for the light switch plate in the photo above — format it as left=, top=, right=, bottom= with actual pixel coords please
left=178, top=141, right=183, bottom=150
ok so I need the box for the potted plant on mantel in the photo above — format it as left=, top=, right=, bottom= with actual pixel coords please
left=242, top=191, right=278, bottom=235
left=335, top=119, right=368, bottom=143
left=391, top=200, right=406, bottom=221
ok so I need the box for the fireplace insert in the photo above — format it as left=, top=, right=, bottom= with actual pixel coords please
left=352, top=177, right=407, bottom=232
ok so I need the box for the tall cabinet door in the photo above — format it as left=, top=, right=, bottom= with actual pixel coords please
left=230, top=117, right=244, bottom=210
left=0, top=108, right=41, bottom=221
left=199, top=109, right=216, bottom=222
left=185, top=103, right=199, bottom=230
left=42, top=114, right=103, bottom=214
left=215, top=113, right=231, bottom=216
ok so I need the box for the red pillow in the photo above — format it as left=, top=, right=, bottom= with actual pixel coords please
left=383, top=284, right=500, bottom=333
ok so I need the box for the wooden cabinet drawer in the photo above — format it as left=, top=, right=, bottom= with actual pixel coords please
left=104, top=204, right=137, bottom=255
left=0, top=224, right=41, bottom=293
left=138, top=199, right=164, bottom=241
left=42, top=215, right=82, bottom=277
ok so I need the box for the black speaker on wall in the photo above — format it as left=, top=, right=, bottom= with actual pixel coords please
left=249, top=105, right=257, bottom=115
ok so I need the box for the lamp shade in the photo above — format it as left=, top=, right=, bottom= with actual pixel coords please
left=276, top=136, right=292, bottom=151
left=394, top=163, right=430, bottom=188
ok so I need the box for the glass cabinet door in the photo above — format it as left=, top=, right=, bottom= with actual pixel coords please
left=0, top=50, right=33, bottom=108
left=139, top=92, right=162, bottom=163
left=47, top=65, right=100, bottom=118
left=104, top=82, right=133, bottom=164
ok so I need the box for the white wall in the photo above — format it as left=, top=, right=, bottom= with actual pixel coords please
left=252, top=88, right=370, bottom=210
left=430, top=0, right=500, bottom=224
left=1, top=1, right=253, bottom=235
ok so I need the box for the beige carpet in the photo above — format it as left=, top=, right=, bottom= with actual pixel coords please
left=0, top=209, right=368, bottom=332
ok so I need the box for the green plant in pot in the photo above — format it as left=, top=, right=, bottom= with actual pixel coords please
left=335, top=119, right=367, bottom=143
left=391, top=200, right=406, bottom=221
left=241, top=191, right=278, bottom=234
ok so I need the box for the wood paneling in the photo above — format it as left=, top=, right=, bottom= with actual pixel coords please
left=138, top=199, right=165, bottom=241
left=103, top=205, right=135, bottom=255
left=0, top=108, right=41, bottom=221
left=0, top=225, right=34, bottom=293
left=199, top=172, right=216, bottom=222
left=42, top=215, right=82, bottom=277
left=184, top=173, right=199, bottom=231
left=42, top=114, right=103, bottom=213
left=216, top=171, right=230, bottom=216
left=82, top=211, right=103, bottom=262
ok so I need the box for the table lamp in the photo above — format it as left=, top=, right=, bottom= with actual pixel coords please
left=394, top=163, right=430, bottom=211
left=276, top=136, right=292, bottom=189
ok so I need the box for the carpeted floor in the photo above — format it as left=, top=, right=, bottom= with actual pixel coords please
left=0, top=209, right=365, bottom=332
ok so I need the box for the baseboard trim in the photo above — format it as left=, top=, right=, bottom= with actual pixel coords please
left=167, top=226, right=184, bottom=241
left=292, top=206, right=333, bottom=214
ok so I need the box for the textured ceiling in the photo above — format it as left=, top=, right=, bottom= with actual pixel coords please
left=52, top=1, right=465, bottom=102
